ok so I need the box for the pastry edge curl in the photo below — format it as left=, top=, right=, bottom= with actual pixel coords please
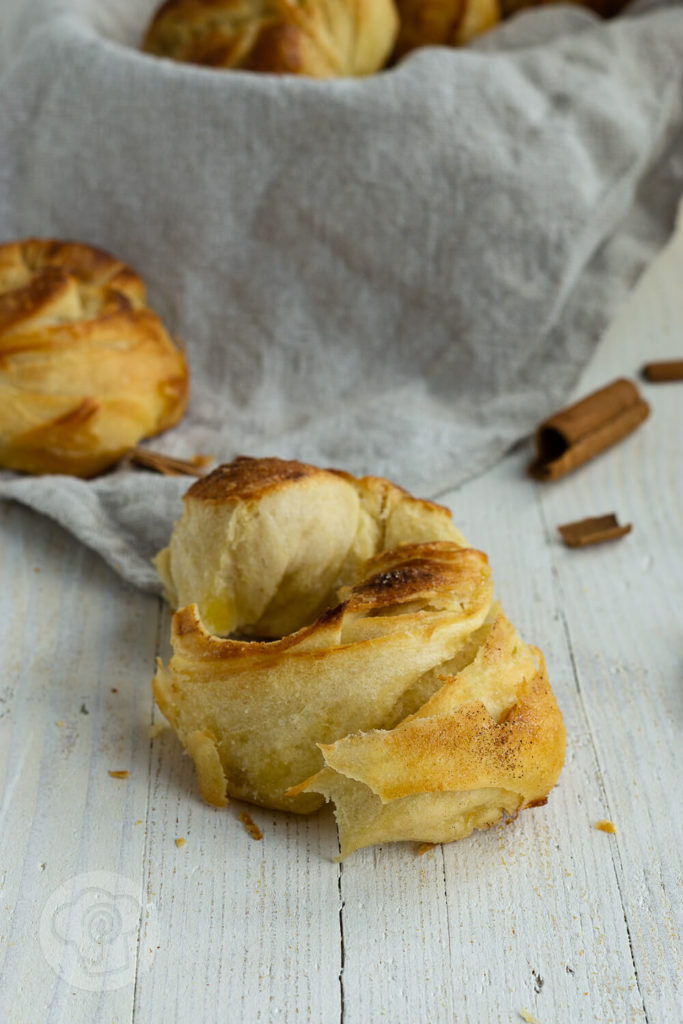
left=288, top=625, right=566, bottom=858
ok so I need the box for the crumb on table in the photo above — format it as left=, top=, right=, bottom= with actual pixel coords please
left=594, top=819, right=617, bottom=834
left=239, top=811, right=263, bottom=841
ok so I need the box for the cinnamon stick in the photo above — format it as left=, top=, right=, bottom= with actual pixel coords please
left=642, top=360, right=683, bottom=383
left=128, top=447, right=212, bottom=477
left=558, top=513, right=631, bottom=548
left=529, top=378, right=650, bottom=482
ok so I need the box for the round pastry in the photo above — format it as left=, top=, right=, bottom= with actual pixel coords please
left=142, top=0, right=400, bottom=78
left=153, top=456, right=566, bottom=856
left=0, top=238, right=189, bottom=477
left=392, top=0, right=501, bottom=59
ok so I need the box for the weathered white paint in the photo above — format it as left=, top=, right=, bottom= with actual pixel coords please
left=0, top=227, right=681, bottom=1023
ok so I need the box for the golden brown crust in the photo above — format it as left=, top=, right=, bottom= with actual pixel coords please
left=346, top=542, right=489, bottom=614
left=0, top=237, right=189, bottom=477
left=186, top=454, right=318, bottom=502
left=242, top=20, right=314, bottom=74
left=393, top=0, right=501, bottom=58
left=142, top=0, right=399, bottom=78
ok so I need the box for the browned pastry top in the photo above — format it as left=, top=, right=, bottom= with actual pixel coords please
left=0, top=239, right=145, bottom=336
left=187, top=454, right=317, bottom=502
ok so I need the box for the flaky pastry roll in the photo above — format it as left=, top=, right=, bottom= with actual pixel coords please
left=393, top=0, right=501, bottom=58
left=143, top=0, right=399, bottom=78
left=153, top=457, right=565, bottom=855
left=0, top=239, right=188, bottom=477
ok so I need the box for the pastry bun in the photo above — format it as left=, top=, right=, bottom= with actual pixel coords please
left=142, top=0, right=400, bottom=78
left=393, top=0, right=501, bottom=59
left=153, top=457, right=565, bottom=855
left=392, top=0, right=626, bottom=60
left=0, top=238, right=189, bottom=477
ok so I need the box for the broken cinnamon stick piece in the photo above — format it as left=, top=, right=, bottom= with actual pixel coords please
left=558, top=513, right=631, bottom=548
left=642, top=360, right=683, bottom=383
left=128, top=447, right=213, bottom=477
left=529, top=378, right=650, bottom=482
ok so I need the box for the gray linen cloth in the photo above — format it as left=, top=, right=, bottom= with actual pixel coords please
left=0, top=0, right=682, bottom=591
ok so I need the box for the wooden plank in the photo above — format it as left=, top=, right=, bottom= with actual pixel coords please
left=0, top=218, right=680, bottom=1023
left=339, top=844, right=457, bottom=1023
left=0, top=502, right=159, bottom=1024
left=338, top=420, right=671, bottom=1022
left=132, top=608, right=344, bottom=1022
left=442, top=457, right=644, bottom=1024
left=532, top=225, right=683, bottom=1023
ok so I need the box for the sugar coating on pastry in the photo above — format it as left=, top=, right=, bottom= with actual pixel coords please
left=291, top=613, right=565, bottom=856
left=153, top=457, right=566, bottom=854
left=154, top=455, right=467, bottom=637
left=0, top=238, right=189, bottom=477
left=142, top=0, right=399, bottom=78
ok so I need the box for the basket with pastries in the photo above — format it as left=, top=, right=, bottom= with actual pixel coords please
left=141, top=0, right=629, bottom=78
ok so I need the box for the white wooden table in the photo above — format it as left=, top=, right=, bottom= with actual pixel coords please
left=1, top=225, right=681, bottom=1024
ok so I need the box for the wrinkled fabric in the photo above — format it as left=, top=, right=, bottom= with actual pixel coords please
left=0, top=0, right=682, bottom=591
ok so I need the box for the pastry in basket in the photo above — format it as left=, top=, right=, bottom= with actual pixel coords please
left=392, top=0, right=627, bottom=60
left=0, top=238, right=189, bottom=477
left=501, top=0, right=627, bottom=17
left=393, top=0, right=501, bottom=58
left=142, top=0, right=399, bottom=78
left=153, top=456, right=566, bottom=855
